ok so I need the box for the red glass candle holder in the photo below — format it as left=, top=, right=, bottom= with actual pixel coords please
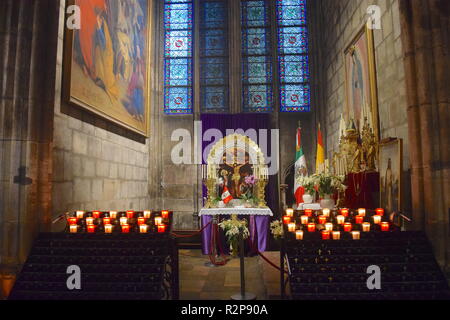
left=321, top=231, right=330, bottom=240
left=161, top=210, right=170, bottom=219
left=344, top=223, right=352, bottom=232
left=87, top=225, right=96, bottom=233
left=376, top=208, right=385, bottom=216
left=121, top=224, right=130, bottom=233
left=68, top=217, right=78, bottom=225
left=283, top=216, right=291, bottom=224
left=304, top=209, right=313, bottom=217
left=381, top=222, right=389, bottom=232
left=137, top=217, right=146, bottom=225
left=307, top=223, right=316, bottom=233
left=92, top=211, right=101, bottom=219
left=355, top=215, right=364, bottom=224
left=158, top=224, right=167, bottom=233
left=340, top=208, right=349, bottom=217
left=318, top=216, right=327, bottom=224
left=103, top=217, right=111, bottom=225
left=126, top=211, right=134, bottom=219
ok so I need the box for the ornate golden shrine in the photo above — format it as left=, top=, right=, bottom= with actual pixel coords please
left=333, top=117, right=378, bottom=175
left=202, top=134, right=269, bottom=208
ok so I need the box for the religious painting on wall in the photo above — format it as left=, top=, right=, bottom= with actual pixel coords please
left=63, top=0, right=151, bottom=136
left=379, top=138, right=403, bottom=214
left=344, top=24, right=379, bottom=140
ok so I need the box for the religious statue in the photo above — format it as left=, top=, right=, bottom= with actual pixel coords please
left=218, top=150, right=253, bottom=199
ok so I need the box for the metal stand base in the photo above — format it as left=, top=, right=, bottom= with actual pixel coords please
left=231, top=292, right=257, bottom=301
left=204, top=261, right=220, bottom=268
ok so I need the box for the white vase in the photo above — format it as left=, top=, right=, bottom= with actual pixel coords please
left=320, top=195, right=335, bottom=209
left=302, top=194, right=313, bottom=204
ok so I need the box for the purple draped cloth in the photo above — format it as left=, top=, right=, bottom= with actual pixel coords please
left=201, top=215, right=270, bottom=255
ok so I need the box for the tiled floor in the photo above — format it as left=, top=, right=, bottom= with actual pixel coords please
left=179, top=250, right=284, bottom=300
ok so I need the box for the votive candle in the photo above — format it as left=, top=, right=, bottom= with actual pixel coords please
left=126, top=210, right=134, bottom=219
left=158, top=224, right=167, bottom=233
left=286, top=208, right=294, bottom=217
left=137, top=217, right=146, bottom=225
left=103, top=217, right=111, bottom=225
left=373, top=215, right=382, bottom=224
left=325, top=223, right=333, bottom=232
left=321, top=231, right=330, bottom=240
left=322, top=208, right=330, bottom=217
left=351, top=231, right=361, bottom=240
left=76, top=211, right=85, bottom=219
left=288, top=223, right=296, bottom=232
left=86, top=217, right=94, bottom=225
left=381, top=222, right=390, bottom=232
left=69, top=225, right=78, bottom=233
left=304, top=209, right=313, bottom=217
left=307, top=223, right=316, bottom=232
left=376, top=208, right=385, bottom=216
left=295, top=230, right=304, bottom=240
left=358, top=208, right=366, bottom=217
left=92, top=211, right=101, bottom=219
left=121, top=224, right=130, bottom=233
left=300, top=215, right=309, bottom=225
left=344, top=223, right=352, bottom=232
left=155, top=217, right=163, bottom=226
left=68, top=217, right=78, bottom=225
left=87, top=225, right=95, bottom=233
left=283, top=216, right=291, bottom=224
left=139, top=224, right=149, bottom=233
left=109, top=211, right=117, bottom=219
left=340, top=208, right=349, bottom=217
left=362, top=222, right=371, bottom=232
left=144, top=210, right=152, bottom=219
left=161, top=210, right=170, bottom=219
left=355, top=215, right=364, bottom=224
left=332, top=231, right=341, bottom=240
left=104, top=224, right=113, bottom=234
left=336, top=215, right=345, bottom=225
left=318, top=216, right=327, bottom=224
left=120, top=217, right=128, bottom=226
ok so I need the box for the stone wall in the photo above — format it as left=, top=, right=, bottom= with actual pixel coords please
left=51, top=0, right=151, bottom=229
left=311, top=0, right=411, bottom=212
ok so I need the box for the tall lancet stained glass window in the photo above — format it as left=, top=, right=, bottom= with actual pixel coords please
left=276, top=0, right=310, bottom=112
left=241, top=0, right=273, bottom=113
left=164, top=0, right=194, bottom=114
left=200, top=0, right=230, bottom=113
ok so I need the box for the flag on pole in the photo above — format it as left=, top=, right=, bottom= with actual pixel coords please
left=294, top=124, right=307, bottom=206
left=316, top=123, right=325, bottom=173
left=221, top=186, right=233, bottom=204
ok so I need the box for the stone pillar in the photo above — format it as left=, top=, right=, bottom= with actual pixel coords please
left=0, top=0, right=59, bottom=298
left=399, top=0, right=449, bottom=271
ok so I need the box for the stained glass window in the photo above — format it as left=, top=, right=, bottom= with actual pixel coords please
left=241, top=0, right=273, bottom=113
left=276, top=0, right=310, bottom=112
left=200, top=0, right=230, bottom=113
left=164, top=0, right=194, bottom=114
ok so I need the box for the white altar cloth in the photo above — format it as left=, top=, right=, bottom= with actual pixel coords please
left=198, top=208, right=273, bottom=216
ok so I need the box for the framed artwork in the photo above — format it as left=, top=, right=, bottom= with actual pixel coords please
left=344, top=23, right=379, bottom=140
left=379, top=138, right=403, bottom=214
left=63, top=0, right=152, bottom=136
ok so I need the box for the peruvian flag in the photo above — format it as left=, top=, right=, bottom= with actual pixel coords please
left=294, top=125, right=308, bottom=206
left=222, top=186, right=233, bottom=204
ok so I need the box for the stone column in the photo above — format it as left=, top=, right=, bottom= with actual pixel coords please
left=0, top=0, right=60, bottom=298
left=399, top=0, right=449, bottom=271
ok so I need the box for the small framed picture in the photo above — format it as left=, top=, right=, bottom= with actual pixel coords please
left=379, top=138, right=403, bottom=213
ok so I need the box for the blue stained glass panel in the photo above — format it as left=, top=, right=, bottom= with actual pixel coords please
left=164, top=0, right=193, bottom=114
left=201, top=57, right=228, bottom=86
left=279, top=55, right=309, bottom=83
left=165, top=87, right=193, bottom=114
left=280, top=84, right=310, bottom=112
left=277, top=26, right=308, bottom=55
left=276, top=0, right=306, bottom=26
left=241, top=0, right=269, bottom=28
left=242, top=27, right=271, bottom=56
left=243, top=85, right=273, bottom=113
left=242, top=56, right=272, bottom=85
left=200, top=1, right=227, bottom=29
left=200, top=29, right=228, bottom=56
left=202, top=86, right=229, bottom=112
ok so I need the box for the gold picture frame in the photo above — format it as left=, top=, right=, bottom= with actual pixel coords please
left=344, top=23, right=380, bottom=141
left=379, top=138, right=403, bottom=213
left=62, top=0, right=153, bottom=136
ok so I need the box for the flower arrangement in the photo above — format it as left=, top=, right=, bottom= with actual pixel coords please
left=240, top=175, right=259, bottom=206
left=309, top=172, right=346, bottom=197
left=295, top=175, right=316, bottom=195
left=219, top=215, right=250, bottom=256
left=270, top=220, right=284, bottom=240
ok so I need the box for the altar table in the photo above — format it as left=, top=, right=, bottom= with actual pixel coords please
left=199, top=208, right=273, bottom=255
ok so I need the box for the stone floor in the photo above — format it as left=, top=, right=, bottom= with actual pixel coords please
left=178, top=250, right=284, bottom=300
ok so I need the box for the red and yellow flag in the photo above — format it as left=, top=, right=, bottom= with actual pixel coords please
left=316, top=124, right=325, bottom=173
